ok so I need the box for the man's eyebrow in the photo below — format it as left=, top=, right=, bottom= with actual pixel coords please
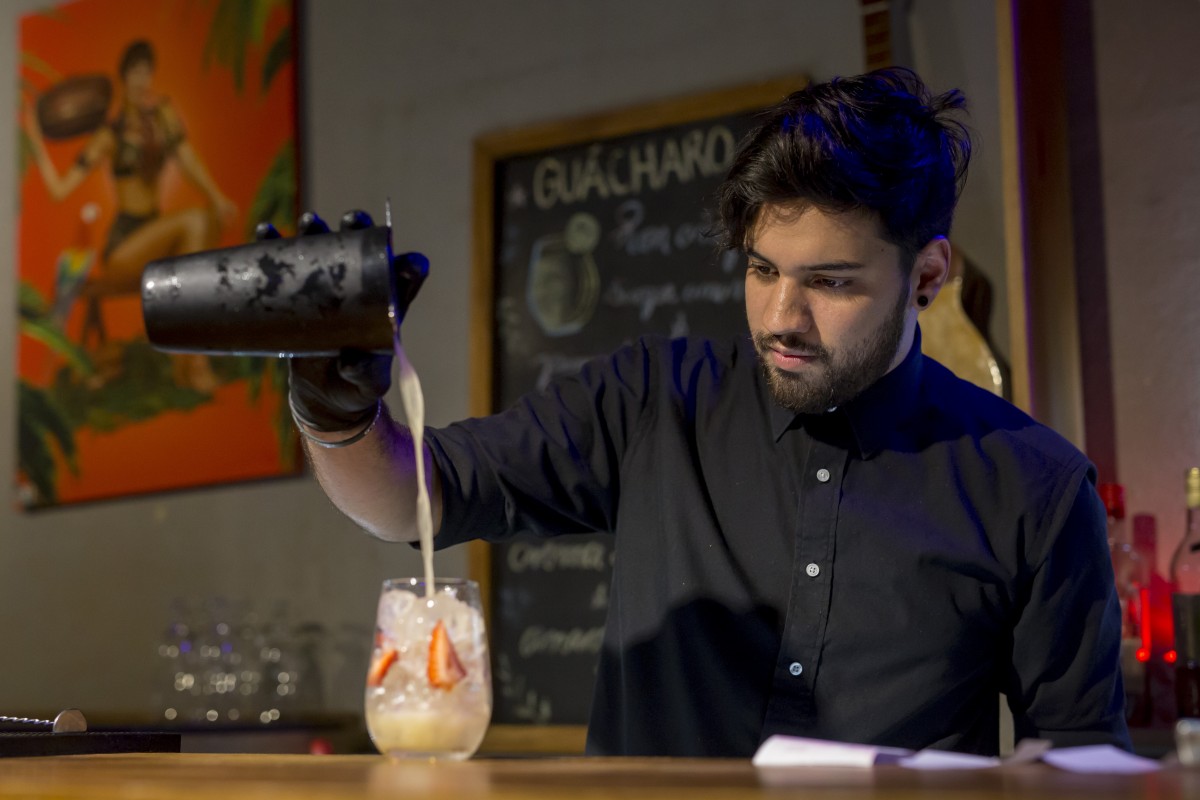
left=746, top=249, right=866, bottom=272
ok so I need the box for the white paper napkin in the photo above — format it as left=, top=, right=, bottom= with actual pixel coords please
left=753, top=736, right=1157, bottom=775
left=1041, top=745, right=1162, bottom=774
left=752, top=735, right=911, bottom=768
left=896, top=749, right=1000, bottom=770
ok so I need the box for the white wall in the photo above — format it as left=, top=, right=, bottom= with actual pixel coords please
left=909, top=0, right=1009, bottom=367
left=1094, top=0, right=1200, bottom=573
left=0, top=0, right=876, bottom=720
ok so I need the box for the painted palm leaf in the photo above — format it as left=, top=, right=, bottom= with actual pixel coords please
left=244, top=138, right=295, bottom=240
left=262, top=24, right=292, bottom=93
left=203, top=0, right=289, bottom=93
left=18, top=280, right=94, bottom=375
left=17, top=379, right=78, bottom=507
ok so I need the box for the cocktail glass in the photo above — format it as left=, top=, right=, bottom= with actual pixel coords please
left=365, top=578, right=491, bottom=760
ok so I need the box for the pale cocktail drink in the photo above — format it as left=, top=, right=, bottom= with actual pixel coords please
left=365, top=578, right=491, bottom=759
left=363, top=289, right=491, bottom=759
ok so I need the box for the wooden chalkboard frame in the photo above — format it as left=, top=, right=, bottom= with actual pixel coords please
left=468, top=75, right=807, bottom=755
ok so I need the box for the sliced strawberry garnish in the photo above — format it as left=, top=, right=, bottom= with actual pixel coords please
left=367, top=647, right=398, bottom=687
left=428, top=620, right=467, bottom=690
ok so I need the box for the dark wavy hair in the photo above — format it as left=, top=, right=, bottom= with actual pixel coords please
left=715, top=67, right=972, bottom=269
left=118, top=40, right=156, bottom=80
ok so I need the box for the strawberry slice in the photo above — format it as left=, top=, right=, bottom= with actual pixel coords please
left=367, top=646, right=398, bottom=687
left=428, top=620, right=467, bottom=690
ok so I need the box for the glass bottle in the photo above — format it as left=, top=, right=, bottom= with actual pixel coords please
left=1133, top=513, right=1160, bottom=659
left=1100, top=483, right=1146, bottom=641
left=1100, top=483, right=1148, bottom=723
left=1171, top=468, right=1200, bottom=593
left=1170, top=467, right=1200, bottom=719
left=1133, top=514, right=1164, bottom=726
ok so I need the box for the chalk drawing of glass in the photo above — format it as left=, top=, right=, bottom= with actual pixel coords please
left=525, top=213, right=600, bottom=337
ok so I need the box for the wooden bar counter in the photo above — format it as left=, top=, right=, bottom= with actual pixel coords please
left=0, top=753, right=1195, bottom=799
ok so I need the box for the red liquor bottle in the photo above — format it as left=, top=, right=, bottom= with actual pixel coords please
left=1170, top=468, right=1200, bottom=719
left=1100, top=484, right=1149, bottom=724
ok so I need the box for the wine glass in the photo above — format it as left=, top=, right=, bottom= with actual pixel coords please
left=364, top=578, right=492, bottom=760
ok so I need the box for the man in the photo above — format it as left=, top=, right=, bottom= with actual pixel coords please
left=288, top=68, right=1129, bottom=757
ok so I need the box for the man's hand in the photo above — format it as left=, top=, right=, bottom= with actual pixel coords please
left=276, top=209, right=427, bottom=433
left=289, top=346, right=392, bottom=432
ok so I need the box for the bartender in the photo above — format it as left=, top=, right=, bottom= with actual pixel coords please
left=287, top=67, right=1130, bottom=757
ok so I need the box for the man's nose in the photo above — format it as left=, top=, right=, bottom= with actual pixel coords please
left=763, top=280, right=812, bottom=335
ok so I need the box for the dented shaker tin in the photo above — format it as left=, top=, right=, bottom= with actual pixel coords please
left=141, top=224, right=399, bottom=356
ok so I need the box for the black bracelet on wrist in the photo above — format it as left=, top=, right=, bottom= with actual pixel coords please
left=289, top=397, right=382, bottom=449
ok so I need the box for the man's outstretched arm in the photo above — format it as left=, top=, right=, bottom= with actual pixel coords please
left=297, top=407, right=442, bottom=543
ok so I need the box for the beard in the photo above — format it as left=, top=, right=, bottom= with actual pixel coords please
left=753, top=287, right=910, bottom=415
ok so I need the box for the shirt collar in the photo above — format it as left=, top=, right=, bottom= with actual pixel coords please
left=768, top=326, right=925, bottom=458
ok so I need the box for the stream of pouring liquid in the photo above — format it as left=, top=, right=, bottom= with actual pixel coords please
left=394, top=330, right=435, bottom=599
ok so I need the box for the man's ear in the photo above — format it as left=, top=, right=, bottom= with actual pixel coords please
left=910, top=237, right=952, bottom=310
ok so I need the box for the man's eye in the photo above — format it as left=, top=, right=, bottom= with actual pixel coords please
left=813, top=277, right=850, bottom=290
left=749, top=262, right=774, bottom=277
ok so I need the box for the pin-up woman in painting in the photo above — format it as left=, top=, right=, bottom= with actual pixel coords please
left=23, top=39, right=235, bottom=391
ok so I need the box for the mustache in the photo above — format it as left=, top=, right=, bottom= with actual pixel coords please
left=752, top=331, right=831, bottom=360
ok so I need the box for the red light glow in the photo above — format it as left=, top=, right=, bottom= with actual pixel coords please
left=1139, top=586, right=1152, bottom=656
left=1166, top=649, right=1178, bottom=664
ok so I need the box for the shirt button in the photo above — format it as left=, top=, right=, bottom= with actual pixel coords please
left=816, top=468, right=831, bottom=483
left=805, top=563, right=820, bottom=578
left=788, top=662, right=803, bottom=676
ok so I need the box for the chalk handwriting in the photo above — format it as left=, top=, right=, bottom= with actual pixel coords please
left=608, top=199, right=718, bottom=258
left=519, top=625, right=606, bottom=659
left=508, top=540, right=608, bottom=573
left=533, top=352, right=596, bottom=391
left=532, top=125, right=737, bottom=210
left=496, top=653, right=552, bottom=723
left=603, top=277, right=744, bottom=322
left=590, top=582, right=609, bottom=611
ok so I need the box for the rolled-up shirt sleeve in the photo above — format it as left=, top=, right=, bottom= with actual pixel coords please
left=425, top=339, right=652, bottom=549
left=1005, top=464, right=1132, bottom=750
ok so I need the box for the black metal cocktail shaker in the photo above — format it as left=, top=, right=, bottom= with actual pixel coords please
left=141, top=215, right=427, bottom=356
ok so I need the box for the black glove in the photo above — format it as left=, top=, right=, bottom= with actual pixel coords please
left=278, top=209, right=428, bottom=432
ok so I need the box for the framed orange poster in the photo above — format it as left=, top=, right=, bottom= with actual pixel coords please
left=16, top=0, right=301, bottom=508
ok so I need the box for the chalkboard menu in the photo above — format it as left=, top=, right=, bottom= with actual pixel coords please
left=469, top=77, right=806, bottom=750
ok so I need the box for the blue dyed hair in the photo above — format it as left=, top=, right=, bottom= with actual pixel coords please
left=716, top=67, right=972, bottom=269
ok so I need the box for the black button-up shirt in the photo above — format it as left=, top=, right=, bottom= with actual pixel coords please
left=427, top=333, right=1129, bottom=757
